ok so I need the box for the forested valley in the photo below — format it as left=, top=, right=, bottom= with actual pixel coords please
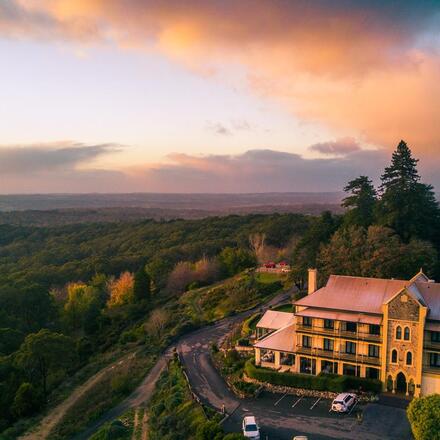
left=0, top=141, right=439, bottom=438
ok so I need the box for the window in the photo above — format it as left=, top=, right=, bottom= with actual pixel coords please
left=430, top=353, right=440, bottom=368
left=343, top=364, right=360, bottom=377
left=391, top=349, right=398, bottom=363
left=368, top=344, right=379, bottom=358
left=324, top=319, right=334, bottom=329
left=321, top=360, right=338, bottom=374
left=302, top=335, right=312, bottom=348
left=366, top=367, right=380, bottom=380
left=300, top=357, right=316, bottom=374
left=303, top=316, right=312, bottom=327
left=323, top=338, right=334, bottom=351
left=345, top=341, right=356, bottom=354
left=404, top=327, right=410, bottom=341
left=432, top=331, right=440, bottom=343
left=406, top=351, right=412, bottom=366
left=345, top=322, right=357, bottom=333
left=369, top=324, right=380, bottom=335
left=396, top=326, right=402, bottom=340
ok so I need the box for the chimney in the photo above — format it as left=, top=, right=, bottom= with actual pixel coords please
left=308, top=268, right=318, bottom=295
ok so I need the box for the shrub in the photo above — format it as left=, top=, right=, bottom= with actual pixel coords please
left=407, top=394, right=440, bottom=440
left=111, top=374, right=132, bottom=396
left=237, top=338, right=250, bottom=347
left=244, top=361, right=381, bottom=393
left=12, top=382, right=42, bottom=417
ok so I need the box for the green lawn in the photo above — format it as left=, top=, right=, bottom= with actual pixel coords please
left=255, top=272, right=286, bottom=284
left=272, top=303, right=293, bottom=313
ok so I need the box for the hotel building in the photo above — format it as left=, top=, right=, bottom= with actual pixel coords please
left=254, top=269, right=440, bottom=397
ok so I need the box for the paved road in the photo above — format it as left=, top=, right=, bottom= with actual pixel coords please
left=72, top=291, right=289, bottom=439
left=177, top=293, right=413, bottom=440
left=74, top=288, right=412, bottom=440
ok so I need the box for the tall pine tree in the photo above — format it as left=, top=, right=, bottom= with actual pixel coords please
left=378, top=140, right=440, bottom=244
left=133, top=267, right=151, bottom=302
left=342, top=175, right=377, bottom=228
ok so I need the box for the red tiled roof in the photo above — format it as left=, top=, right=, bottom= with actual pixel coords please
left=294, top=274, right=440, bottom=321
left=256, top=310, right=295, bottom=330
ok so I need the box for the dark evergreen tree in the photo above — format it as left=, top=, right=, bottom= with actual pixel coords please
left=290, top=211, right=339, bottom=288
left=378, top=140, right=440, bottom=244
left=133, top=267, right=151, bottom=302
left=342, top=175, right=377, bottom=227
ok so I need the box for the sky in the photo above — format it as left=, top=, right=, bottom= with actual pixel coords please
left=0, top=0, right=439, bottom=193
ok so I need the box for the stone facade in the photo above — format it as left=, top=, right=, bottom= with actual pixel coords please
left=385, top=290, right=423, bottom=395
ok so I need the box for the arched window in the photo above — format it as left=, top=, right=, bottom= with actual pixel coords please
left=391, top=349, right=398, bottom=363
left=396, top=326, right=402, bottom=340
left=404, top=327, right=410, bottom=341
left=406, top=351, right=413, bottom=366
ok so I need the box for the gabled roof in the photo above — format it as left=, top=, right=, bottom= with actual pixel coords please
left=416, top=282, right=440, bottom=320
left=294, top=273, right=440, bottom=320
left=256, top=310, right=295, bottom=330
left=254, top=323, right=296, bottom=353
left=295, top=275, right=409, bottom=314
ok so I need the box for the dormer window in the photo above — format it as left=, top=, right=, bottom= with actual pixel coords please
left=404, top=327, right=410, bottom=341
left=396, top=326, right=402, bottom=340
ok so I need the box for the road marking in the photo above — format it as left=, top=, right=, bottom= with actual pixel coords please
left=274, top=393, right=288, bottom=406
left=348, top=399, right=359, bottom=416
left=310, top=397, right=322, bottom=410
left=291, top=396, right=303, bottom=408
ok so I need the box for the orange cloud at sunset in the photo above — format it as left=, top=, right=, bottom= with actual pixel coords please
left=3, top=1, right=440, bottom=156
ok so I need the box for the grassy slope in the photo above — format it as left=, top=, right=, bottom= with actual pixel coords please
left=30, top=272, right=285, bottom=439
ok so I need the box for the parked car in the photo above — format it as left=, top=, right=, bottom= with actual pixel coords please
left=331, top=393, right=357, bottom=413
left=292, top=436, right=308, bottom=440
left=242, top=415, right=260, bottom=439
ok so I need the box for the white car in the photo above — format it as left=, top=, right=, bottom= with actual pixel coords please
left=331, top=393, right=357, bottom=413
left=293, top=437, right=308, bottom=440
left=242, top=415, right=260, bottom=439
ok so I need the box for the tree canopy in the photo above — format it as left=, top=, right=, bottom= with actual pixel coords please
left=407, top=394, right=440, bottom=440
left=342, top=175, right=377, bottom=228
left=378, top=140, right=440, bottom=243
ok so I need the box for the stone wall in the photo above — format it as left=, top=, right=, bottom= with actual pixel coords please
left=385, top=290, right=421, bottom=389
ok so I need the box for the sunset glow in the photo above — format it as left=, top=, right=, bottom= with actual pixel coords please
left=1, top=1, right=439, bottom=192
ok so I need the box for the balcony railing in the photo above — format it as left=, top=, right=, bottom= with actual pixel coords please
left=295, top=345, right=381, bottom=366
left=424, top=340, right=440, bottom=351
left=295, top=324, right=382, bottom=342
left=422, top=364, right=440, bottom=374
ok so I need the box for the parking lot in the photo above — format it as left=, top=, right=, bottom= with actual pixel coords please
left=223, top=391, right=412, bottom=440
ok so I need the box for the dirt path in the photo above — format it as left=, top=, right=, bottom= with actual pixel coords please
left=18, top=352, right=137, bottom=440
left=21, top=290, right=290, bottom=440
left=131, top=409, right=140, bottom=440
left=141, top=410, right=148, bottom=440
left=72, top=355, right=169, bottom=440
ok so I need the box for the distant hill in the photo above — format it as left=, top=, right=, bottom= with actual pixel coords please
left=0, top=192, right=343, bottom=225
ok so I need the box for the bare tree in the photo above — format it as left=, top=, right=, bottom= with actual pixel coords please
left=249, top=232, right=266, bottom=263
left=194, top=256, right=220, bottom=284
left=145, top=308, right=169, bottom=338
left=166, top=261, right=195, bottom=294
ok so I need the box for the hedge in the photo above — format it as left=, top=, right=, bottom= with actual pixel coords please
left=245, top=360, right=381, bottom=393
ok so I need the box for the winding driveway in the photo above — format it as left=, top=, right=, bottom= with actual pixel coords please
left=73, top=289, right=412, bottom=440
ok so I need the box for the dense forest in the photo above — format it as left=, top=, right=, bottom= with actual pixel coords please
left=0, top=140, right=438, bottom=438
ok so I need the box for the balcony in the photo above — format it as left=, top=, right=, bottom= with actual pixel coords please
left=424, top=340, right=440, bottom=351
left=422, top=364, right=440, bottom=374
left=295, top=345, right=381, bottom=366
left=295, top=324, right=382, bottom=342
